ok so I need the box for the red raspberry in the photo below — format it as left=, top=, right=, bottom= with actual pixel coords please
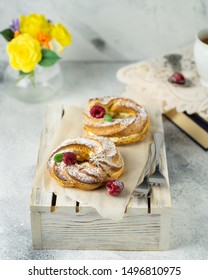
left=63, top=152, right=77, bottom=165
left=170, top=72, right=185, bottom=84
left=90, top=105, right=106, bottom=118
left=106, top=180, right=125, bottom=196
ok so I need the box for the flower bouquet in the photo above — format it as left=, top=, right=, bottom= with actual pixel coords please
left=0, top=13, right=71, bottom=77
left=0, top=14, right=72, bottom=102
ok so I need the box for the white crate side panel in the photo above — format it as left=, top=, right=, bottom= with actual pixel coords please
left=40, top=211, right=161, bottom=250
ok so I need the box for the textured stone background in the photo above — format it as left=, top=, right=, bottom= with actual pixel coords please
left=0, top=62, right=207, bottom=259
left=1, top=0, right=208, bottom=61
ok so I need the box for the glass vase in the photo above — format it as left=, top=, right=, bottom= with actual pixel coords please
left=3, top=63, right=63, bottom=103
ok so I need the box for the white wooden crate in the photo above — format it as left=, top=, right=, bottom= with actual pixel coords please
left=30, top=105, right=171, bottom=250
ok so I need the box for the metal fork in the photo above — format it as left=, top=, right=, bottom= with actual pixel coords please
left=148, top=162, right=167, bottom=186
left=134, top=162, right=167, bottom=198
left=147, top=131, right=166, bottom=190
left=133, top=141, right=155, bottom=198
left=133, top=175, right=151, bottom=198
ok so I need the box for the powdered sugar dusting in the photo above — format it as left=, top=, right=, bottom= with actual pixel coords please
left=47, top=136, right=123, bottom=187
left=54, top=162, right=69, bottom=181
left=84, top=96, right=148, bottom=131
left=67, top=163, right=105, bottom=184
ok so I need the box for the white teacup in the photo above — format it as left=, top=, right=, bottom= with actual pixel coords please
left=193, top=28, right=208, bottom=87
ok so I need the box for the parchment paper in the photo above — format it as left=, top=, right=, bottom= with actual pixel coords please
left=33, top=105, right=160, bottom=220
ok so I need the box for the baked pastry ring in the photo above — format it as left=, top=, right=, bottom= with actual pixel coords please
left=83, top=96, right=149, bottom=145
left=47, top=136, right=124, bottom=191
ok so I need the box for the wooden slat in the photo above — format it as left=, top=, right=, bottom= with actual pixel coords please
left=36, top=104, right=63, bottom=168
left=30, top=187, right=53, bottom=212
left=31, top=105, right=63, bottom=210
left=55, top=194, right=77, bottom=213
left=159, top=209, right=171, bottom=250
left=30, top=212, right=43, bottom=249
left=40, top=211, right=161, bottom=250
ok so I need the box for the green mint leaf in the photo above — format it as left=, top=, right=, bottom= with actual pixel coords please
left=0, top=28, right=14, bottom=41
left=104, top=114, right=113, bottom=122
left=54, top=153, right=63, bottom=162
left=39, top=49, right=60, bottom=67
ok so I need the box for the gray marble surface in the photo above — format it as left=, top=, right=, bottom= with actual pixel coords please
left=0, top=61, right=207, bottom=260
left=1, top=0, right=208, bottom=61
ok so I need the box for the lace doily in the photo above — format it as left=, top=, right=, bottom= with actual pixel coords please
left=117, top=45, right=208, bottom=120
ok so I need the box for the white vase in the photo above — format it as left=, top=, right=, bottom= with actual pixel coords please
left=193, top=28, right=208, bottom=87
left=3, top=63, right=63, bottom=103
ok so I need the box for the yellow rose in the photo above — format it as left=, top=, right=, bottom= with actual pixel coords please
left=20, top=14, right=50, bottom=37
left=7, top=34, right=42, bottom=72
left=51, top=23, right=72, bottom=47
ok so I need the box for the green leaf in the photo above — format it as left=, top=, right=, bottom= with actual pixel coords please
left=17, top=71, right=35, bottom=87
left=0, top=28, right=14, bottom=41
left=19, top=70, right=33, bottom=76
left=104, top=114, right=113, bottom=122
left=39, top=49, right=60, bottom=67
left=54, top=153, right=63, bottom=162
